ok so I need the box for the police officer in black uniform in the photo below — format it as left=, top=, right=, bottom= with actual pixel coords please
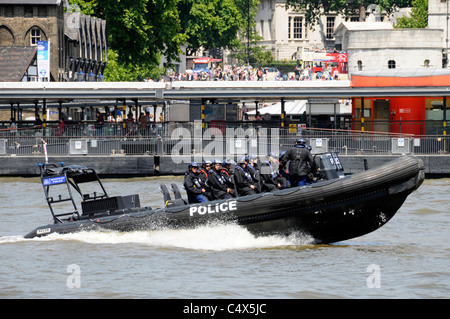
left=245, top=155, right=260, bottom=187
left=278, top=151, right=290, bottom=187
left=234, top=157, right=258, bottom=196
left=261, top=152, right=286, bottom=192
left=183, top=162, right=208, bottom=203
left=281, top=138, right=317, bottom=187
left=207, top=160, right=234, bottom=200
left=220, top=159, right=236, bottom=196
left=198, top=160, right=213, bottom=200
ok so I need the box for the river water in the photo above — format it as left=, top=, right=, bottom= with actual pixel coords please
left=0, top=176, right=449, bottom=300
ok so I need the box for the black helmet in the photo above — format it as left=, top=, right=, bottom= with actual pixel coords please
left=295, top=138, right=306, bottom=146
left=189, top=162, right=199, bottom=169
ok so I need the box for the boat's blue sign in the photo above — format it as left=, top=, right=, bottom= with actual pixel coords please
left=43, top=176, right=67, bottom=186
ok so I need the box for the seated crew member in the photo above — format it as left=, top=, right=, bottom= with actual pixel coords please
left=234, top=157, right=258, bottom=196
left=261, top=153, right=286, bottom=192
left=220, top=159, right=236, bottom=197
left=183, top=162, right=208, bottom=203
left=198, top=160, right=213, bottom=200
left=249, top=154, right=260, bottom=171
left=207, top=160, right=234, bottom=200
left=278, top=151, right=290, bottom=188
left=281, top=138, right=317, bottom=187
left=245, top=155, right=261, bottom=190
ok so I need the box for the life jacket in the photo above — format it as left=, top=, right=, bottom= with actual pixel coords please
left=192, top=175, right=202, bottom=189
left=198, top=168, right=208, bottom=181
left=235, top=165, right=253, bottom=182
left=208, top=168, right=226, bottom=186
left=263, top=161, right=279, bottom=179
left=220, top=168, right=230, bottom=177
left=186, top=172, right=202, bottom=189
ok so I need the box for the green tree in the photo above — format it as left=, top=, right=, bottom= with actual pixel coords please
left=231, top=39, right=273, bottom=66
left=232, top=0, right=262, bottom=65
left=178, top=0, right=265, bottom=65
left=104, top=50, right=164, bottom=82
left=69, top=0, right=268, bottom=79
left=69, top=0, right=185, bottom=81
left=94, top=0, right=186, bottom=66
left=70, top=0, right=186, bottom=66
left=394, top=0, right=428, bottom=28
left=67, top=0, right=97, bottom=16
left=179, top=0, right=242, bottom=56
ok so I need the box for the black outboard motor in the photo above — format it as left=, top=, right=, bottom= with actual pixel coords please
left=318, top=152, right=345, bottom=180
left=160, top=184, right=188, bottom=208
left=160, top=184, right=172, bottom=203
left=170, top=184, right=183, bottom=199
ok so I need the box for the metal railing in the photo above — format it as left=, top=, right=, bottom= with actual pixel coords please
left=0, top=122, right=448, bottom=156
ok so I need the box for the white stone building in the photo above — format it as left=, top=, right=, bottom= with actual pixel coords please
left=334, top=22, right=444, bottom=73
left=251, top=0, right=447, bottom=72
left=254, top=0, right=352, bottom=61
left=428, top=0, right=450, bottom=59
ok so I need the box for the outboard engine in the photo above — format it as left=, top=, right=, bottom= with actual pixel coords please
left=317, top=152, right=345, bottom=180
left=160, top=184, right=188, bottom=208
left=159, top=184, right=172, bottom=203
left=170, top=184, right=183, bottom=199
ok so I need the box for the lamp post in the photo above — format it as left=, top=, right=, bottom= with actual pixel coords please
left=247, top=0, right=250, bottom=66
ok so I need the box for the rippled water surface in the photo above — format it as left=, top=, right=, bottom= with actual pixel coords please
left=0, top=176, right=449, bottom=299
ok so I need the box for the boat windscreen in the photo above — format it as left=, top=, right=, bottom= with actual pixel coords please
left=71, top=171, right=100, bottom=184
left=43, top=165, right=88, bottom=177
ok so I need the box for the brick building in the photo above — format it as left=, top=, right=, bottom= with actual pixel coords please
left=0, top=0, right=107, bottom=82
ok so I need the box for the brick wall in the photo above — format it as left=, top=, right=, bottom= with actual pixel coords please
left=0, top=3, right=64, bottom=81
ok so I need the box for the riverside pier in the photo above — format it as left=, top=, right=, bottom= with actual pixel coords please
left=1, top=81, right=449, bottom=177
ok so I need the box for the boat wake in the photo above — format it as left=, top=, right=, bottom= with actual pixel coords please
left=0, top=223, right=314, bottom=251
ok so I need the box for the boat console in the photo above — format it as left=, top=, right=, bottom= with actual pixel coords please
left=39, top=162, right=141, bottom=223
left=315, top=152, right=345, bottom=180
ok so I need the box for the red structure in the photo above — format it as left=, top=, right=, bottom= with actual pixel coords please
left=351, top=69, right=450, bottom=136
left=312, top=52, right=348, bottom=77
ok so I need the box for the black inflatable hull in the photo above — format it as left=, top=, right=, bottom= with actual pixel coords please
left=25, top=156, right=425, bottom=243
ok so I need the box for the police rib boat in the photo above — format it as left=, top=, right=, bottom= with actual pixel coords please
left=24, top=153, right=425, bottom=244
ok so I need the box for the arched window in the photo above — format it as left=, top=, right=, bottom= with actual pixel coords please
left=424, top=59, right=430, bottom=67
left=25, top=26, right=46, bottom=46
left=357, top=60, right=363, bottom=71
left=388, top=60, right=396, bottom=69
left=0, top=26, right=15, bottom=45
left=30, top=27, right=41, bottom=45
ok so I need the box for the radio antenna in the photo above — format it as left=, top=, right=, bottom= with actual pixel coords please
left=41, top=139, right=48, bottom=164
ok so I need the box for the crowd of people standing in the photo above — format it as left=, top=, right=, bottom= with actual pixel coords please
left=145, top=64, right=343, bottom=83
